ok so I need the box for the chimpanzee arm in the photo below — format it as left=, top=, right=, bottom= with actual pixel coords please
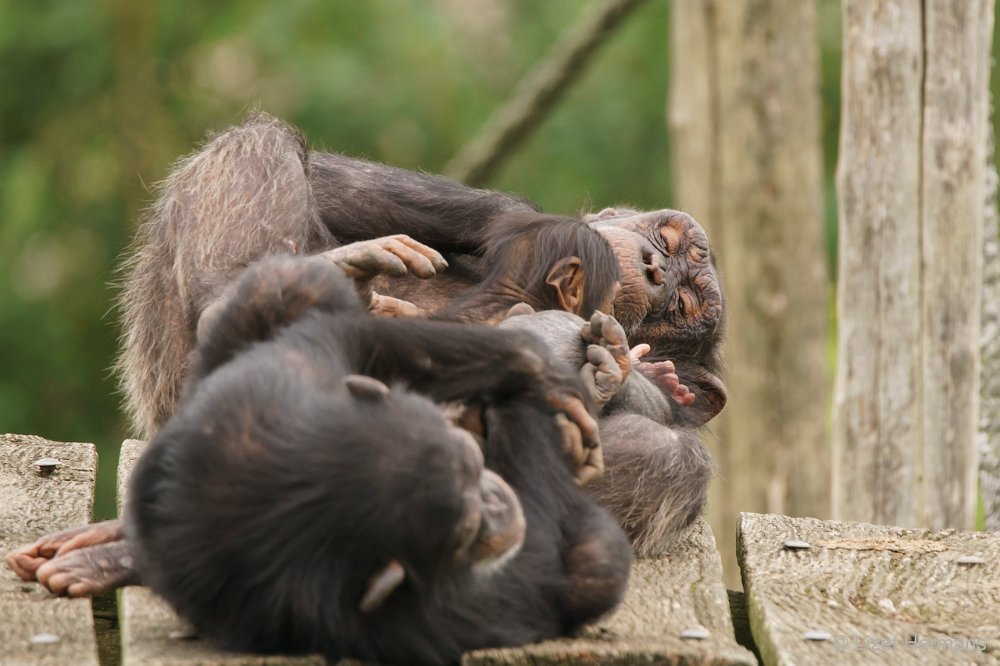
left=309, top=152, right=539, bottom=253
left=342, top=316, right=595, bottom=418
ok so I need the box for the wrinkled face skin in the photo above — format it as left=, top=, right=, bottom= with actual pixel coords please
left=587, top=208, right=726, bottom=425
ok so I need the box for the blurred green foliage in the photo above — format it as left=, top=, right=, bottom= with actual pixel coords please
left=0, top=0, right=995, bottom=519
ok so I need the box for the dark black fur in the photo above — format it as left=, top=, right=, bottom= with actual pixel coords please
left=126, top=256, right=631, bottom=665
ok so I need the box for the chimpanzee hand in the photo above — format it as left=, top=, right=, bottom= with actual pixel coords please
left=320, top=235, right=448, bottom=309
left=532, top=365, right=602, bottom=486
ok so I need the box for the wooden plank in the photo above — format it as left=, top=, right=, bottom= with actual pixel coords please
left=120, top=439, right=752, bottom=665
left=117, top=439, right=325, bottom=666
left=738, top=512, right=1000, bottom=665
left=0, top=433, right=100, bottom=665
left=465, top=519, right=756, bottom=665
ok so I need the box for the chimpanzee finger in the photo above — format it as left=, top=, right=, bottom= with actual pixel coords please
left=554, top=413, right=587, bottom=468
left=389, top=235, right=449, bottom=273
left=322, top=243, right=407, bottom=278
left=629, top=343, right=651, bottom=365
left=547, top=394, right=600, bottom=451
left=380, top=237, right=441, bottom=279
left=581, top=345, right=623, bottom=407
left=369, top=292, right=425, bottom=318
left=596, top=311, right=628, bottom=348
left=576, top=446, right=605, bottom=486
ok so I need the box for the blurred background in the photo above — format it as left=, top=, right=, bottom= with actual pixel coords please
left=0, top=0, right=996, bottom=522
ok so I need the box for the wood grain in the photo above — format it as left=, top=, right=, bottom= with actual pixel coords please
left=738, top=512, right=999, bottom=665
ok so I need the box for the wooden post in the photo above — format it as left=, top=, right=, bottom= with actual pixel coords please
left=834, top=0, right=995, bottom=528
left=981, top=123, right=1000, bottom=531
left=669, top=0, right=829, bottom=585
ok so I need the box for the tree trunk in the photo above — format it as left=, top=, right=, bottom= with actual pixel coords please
left=669, top=0, right=829, bottom=587
left=834, top=0, right=994, bottom=529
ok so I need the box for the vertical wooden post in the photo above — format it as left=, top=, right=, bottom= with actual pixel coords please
left=980, top=123, right=1000, bottom=531
left=670, top=0, right=829, bottom=585
left=834, top=0, right=994, bottom=528
left=833, top=0, right=924, bottom=526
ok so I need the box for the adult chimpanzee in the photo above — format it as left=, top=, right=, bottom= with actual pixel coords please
left=17, top=256, right=633, bottom=665
left=118, top=115, right=724, bottom=439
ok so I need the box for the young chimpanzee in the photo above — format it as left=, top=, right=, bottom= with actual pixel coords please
left=428, top=212, right=620, bottom=325
left=124, top=255, right=631, bottom=665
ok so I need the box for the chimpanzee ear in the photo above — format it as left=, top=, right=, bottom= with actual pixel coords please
left=344, top=375, right=391, bottom=401
left=546, top=256, right=584, bottom=314
left=359, top=559, right=406, bottom=613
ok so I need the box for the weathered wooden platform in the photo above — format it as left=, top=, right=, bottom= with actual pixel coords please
left=6, top=434, right=1000, bottom=665
left=738, top=512, right=999, bottom=665
left=0, top=433, right=100, bottom=665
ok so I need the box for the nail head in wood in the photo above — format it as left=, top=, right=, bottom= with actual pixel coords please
left=680, top=627, right=711, bottom=639
left=783, top=539, right=811, bottom=550
left=29, top=633, right=60, bottom=645
left=33, top=458, right=61, bottom=476
left=168, top=628, right=199, bottom=641
left=956, top=555, right=986, bottom=565
left=803, top=630, right=831, bottom=641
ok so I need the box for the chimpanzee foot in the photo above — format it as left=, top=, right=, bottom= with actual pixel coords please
left=638, top=359, right=695, bottom=407
left=580, top=311, right=631, bottom=379
left=6, top=519, right=124, bottom=582
left=36, top=541, right=139, bottom=597
left=580, top=345, right=623, bottom=408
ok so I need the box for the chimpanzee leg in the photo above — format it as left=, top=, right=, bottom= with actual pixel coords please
left=337, top=317, right=601, bottom=480
left=587, top=414, right=712, bottom=556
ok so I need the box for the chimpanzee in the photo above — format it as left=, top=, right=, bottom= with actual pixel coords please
left=83, top=115, right=710, bottom=564
left=433, top=212, right=621, bottom=324
left=19, top=256, right=632, bottom=665
left=118, top=115, right=724, bottom=438
left=499, top=308, right=712, bottom=550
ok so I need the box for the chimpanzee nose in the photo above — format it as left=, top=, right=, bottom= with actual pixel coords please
left=644, top=251, right=666, bottom=286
